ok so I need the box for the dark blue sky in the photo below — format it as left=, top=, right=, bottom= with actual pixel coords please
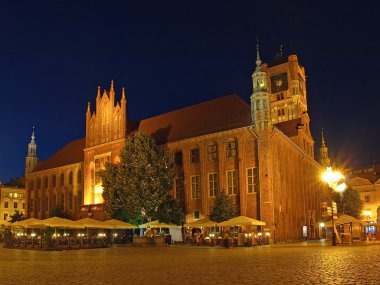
left=0, top=0, right=379, bottom=183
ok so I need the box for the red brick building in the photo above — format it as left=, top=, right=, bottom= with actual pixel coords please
left=25, top=49, right=326, bottom=242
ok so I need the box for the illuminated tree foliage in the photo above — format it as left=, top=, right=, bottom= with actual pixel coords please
left=209, top=191, right=238, bottom=223
left=100, top=131, right=177, bottom=223
left=332, top=187, right=363, bottom=219
left=9, top=210, right=25, bottom=223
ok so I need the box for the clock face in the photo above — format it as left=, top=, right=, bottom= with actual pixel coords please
left=271, top=73, right=288, bottom=93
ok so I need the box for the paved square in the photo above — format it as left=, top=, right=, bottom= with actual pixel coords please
left=1, top=243, right=379, bottom=284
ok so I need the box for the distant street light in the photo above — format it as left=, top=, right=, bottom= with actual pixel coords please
left=322, top=167, right=347, bottom=246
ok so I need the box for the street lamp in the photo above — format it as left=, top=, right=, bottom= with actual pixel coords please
left=322, top=167, right=347, bottom=246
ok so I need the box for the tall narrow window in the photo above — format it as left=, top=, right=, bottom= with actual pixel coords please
left=174, top=151, right=183, bottom=166
left=69, top=171, right=73, bottom=185
left=226, top=140, right=237, bottom=157
left=208, top=173, right=219, bottom=197
left=247, top=168, right=258, bottom=193
left=191, top=175, right=201, bottom=199
left=207, top=144, right=218, bottom=160
left=30, top=181, right=34, bottom=190
left=4, top=201, right=8, bottom=208
left=44, top=177, right=48, bottom=188
left=52, top=175, right=56, bottom=187
left=226, top=170, right=238, bottom=195
left=60, top=173, right=64, bottom=186
left=190, top=148, right=200, bottom=163
left=175, top=177, right=184, bottom=200
left=77, top=170, right=82, bottom=184
left=37, top=178, right=41, bottom=189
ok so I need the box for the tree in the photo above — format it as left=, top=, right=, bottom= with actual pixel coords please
left=156, top=196, right=184, bottom=225
left=4, top=176, right=25, bottom=187
left=332, top=187, right=363, bottom=219
left=9, top=210, right=26, bottom=223
left=100, top=130, right=176, bottom=222
left=209, top=192, right=239, bottom=223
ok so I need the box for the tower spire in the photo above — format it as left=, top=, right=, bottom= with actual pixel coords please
left=31, top=126, right=35, bottom=143
left=121, top=86, right=126, bottom=102
left=319, top=128, right=330, bottom=168
left=255, top=39, right=262, bottom=71
left=25, top=127, right=38, bottom=176
left=280, top=44, right=283, bottom=56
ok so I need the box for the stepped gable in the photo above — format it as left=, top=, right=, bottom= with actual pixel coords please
left=275, top=118, right=302, bottom=137
left=137, top=94, right=251, bottom=144
left=33, top=138, right=85, bottom=172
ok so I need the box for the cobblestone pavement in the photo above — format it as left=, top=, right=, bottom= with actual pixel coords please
left=1, top=242, right=379, bottom=285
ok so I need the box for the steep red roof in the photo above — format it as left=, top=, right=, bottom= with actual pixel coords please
left=274, top=118, right=301, bottom=137
left=32, top=138, right=85, bottom=172
left=137, top=94, right=251, bottom=144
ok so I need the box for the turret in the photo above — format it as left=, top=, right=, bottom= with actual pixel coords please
left=250, top=42, right=271, bottom=131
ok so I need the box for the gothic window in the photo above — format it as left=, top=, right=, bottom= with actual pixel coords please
left=256, top=99, right=260, bottom=110
left=226, top=140, right=237, bottom=157
left=30, top=180, right=34, bottom=191
left=69, top=171, right=73, bottom=185
left=37, top=178, right=41, bottom=189
left=52, top=175, right=56, bottom=187
left=190, top=148, right=200, bottom=163
left=191, top=175, right=201, bottom=199
left=207, top=144, right=218, bottom=161
left=44, top=177, right=48, bottom=188
left=263, top=99, right=268, bottom=109
left=77, top=170, right=82, bottom=184
left=60, top=173, right=64, bottom=186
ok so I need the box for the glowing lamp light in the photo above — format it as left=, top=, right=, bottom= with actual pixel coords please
left=94, top=183, right=104, bottom=194
left=363, top=210, right=372, bottom=217
left=31, top=233, right=36, bottom=237
left=319, top=222, right=325, bottom=228
left=258, top=232, right=262, bottom=237
left=265, top=232, right=270, bottom=237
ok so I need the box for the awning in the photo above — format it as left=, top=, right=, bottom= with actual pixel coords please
left=139, top=220, right=181, bottom=229
left=325, top=214, right=364, bottom=227
left=102, top=219, right=138, bottom=229
left=218, top=216, right=266, bottom=227
left=33, top=217, right=84, bottom=229
left=72, top=218, right=111, bottom=229
left=184, top=218, right=217, bottom=228
left=11, top=218, right=42, bottom=228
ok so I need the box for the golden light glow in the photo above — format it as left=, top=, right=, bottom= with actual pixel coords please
left=363, top=210, right=372, bottom=217
left=322, top=167, right=347, bottom=192
left=94, top=183, right=104, bottom=204
left=319, top=222, right=325, bottom=228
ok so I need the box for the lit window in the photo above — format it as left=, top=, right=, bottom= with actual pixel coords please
left=227, top=170, right=238, bottom=195
left=208, top=173, right=219, bottom=197
left=191, top=175, right=201, bottom=199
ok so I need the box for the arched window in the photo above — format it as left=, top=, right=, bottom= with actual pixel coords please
left=60, top=173, right=64, bottom=186
left=44, top=177, right=48, bottom=188
left=77, top=170, right=82, bottom=184
left=37, top=178, right=41, bottom=189
left=52, top=175, right=56, bottom=187
left=69, top=171, right=73, bottom=185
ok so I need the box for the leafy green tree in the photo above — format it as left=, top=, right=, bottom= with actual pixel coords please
left=156, top=196, right=184, bottom=225
left=209, top=192, right=239, bottom=223
left=100, top=130, right=176, bottom=222
left=9, top=210, right=26, bottom=223
left=332, top=187, right=363, bottom=219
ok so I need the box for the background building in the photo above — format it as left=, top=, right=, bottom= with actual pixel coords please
left=0, top=183, right=25, bottom=223
left=25, top=48, right=327, bottom=242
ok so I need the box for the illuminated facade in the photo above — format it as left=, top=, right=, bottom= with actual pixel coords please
left=26, top=49, right=327, bottom=241
left=0, top=184, right=25, bottom=222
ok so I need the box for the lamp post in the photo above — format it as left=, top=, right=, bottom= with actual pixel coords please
left=322, top=167, right=347, bottom=246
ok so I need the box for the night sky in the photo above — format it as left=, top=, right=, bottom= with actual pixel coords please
left=0, top=0, right=378, bottom=183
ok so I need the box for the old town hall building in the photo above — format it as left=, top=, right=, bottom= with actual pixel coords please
left=25, top=48, right=326, bottom=242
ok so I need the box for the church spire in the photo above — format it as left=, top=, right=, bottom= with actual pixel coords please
left=319, top=128, right=330, bottom=168
left=255, top=40, right=262, bottom=71
left=25, top=127, right=38, bottom=176
left=121, top=86, right=126, bottom=102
